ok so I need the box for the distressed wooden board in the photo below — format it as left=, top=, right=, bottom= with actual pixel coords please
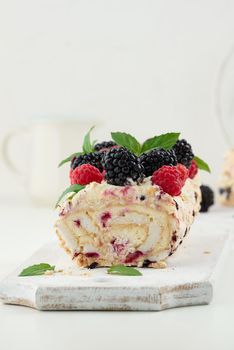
left=0, top=215, right=233, bottom=311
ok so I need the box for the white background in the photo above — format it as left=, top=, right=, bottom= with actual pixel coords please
left=0, top=0, right=234, bottom=198
left=1, top=2, right=234, bottom=349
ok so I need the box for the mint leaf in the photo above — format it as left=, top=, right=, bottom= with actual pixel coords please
left=107, top=265, right=142, bottom=276
left=58, top=126, right=96, bottom=166
left=194, top=156, right=211, bottom=173
left=58, top=152, right=82, bottom=167
left=111, top=132, right=141, bottom=155
left=92, top=139, right=98, bottom=149
left=55, top=184, right=85, bottom=208
left=19, top=263, right=55, bottom=277
left=82, top=126, right=95, bottom=154
left=141, top=133, right=180, bottom=153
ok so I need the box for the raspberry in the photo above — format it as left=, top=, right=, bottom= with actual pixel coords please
left=176, top=164, right=189, bottom=185
left=70, top=164, right=103, bottom=185
left=151, top=165, right=183, bottom=196
left=188, top=160, right=198, bottom=179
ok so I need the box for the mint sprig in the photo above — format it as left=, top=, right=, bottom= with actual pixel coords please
left=141, top=133, right=180, bottom=153
left=82, top=126, right=95, bottom=154
left=194, top=156, right=211, bottom=173
left=111, top=132, right=141, bottom=155
left=58, top=126, right=96, bottom=167
left=107, top=265, right=142, bottom=276
left=19, top=263, right=55, bottom=277
left=55, top=184, right=85, bottom=208
left=111, top=131, right=180, bottom=155
left=58, top=152, right=82, bottom=167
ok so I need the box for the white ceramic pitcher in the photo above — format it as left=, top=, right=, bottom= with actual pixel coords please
left=1, top=118, right=97, bottom=206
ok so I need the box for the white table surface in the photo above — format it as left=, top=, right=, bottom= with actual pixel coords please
left=0, top=197, right=234, bottom=350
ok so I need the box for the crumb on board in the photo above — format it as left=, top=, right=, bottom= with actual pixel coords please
left=44, top=268, right=75, bottom=276
left=203, top=251, right=211, bottom=254
left=43, top=266, right=92, bottom=276
left=150, top=261, right=167, bottom=269
left=80, top=271, right=92, bottom=277
left=59, top=270, right=72, bottom=276
left=44, top=270, right=55, bottom=276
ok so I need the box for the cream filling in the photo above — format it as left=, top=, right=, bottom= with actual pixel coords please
left=56, top=221, right=79, bottom=254
left=139, top=221, right=161, bottom=253
left=55, top=175, right=201, bottom=264
left=57, top=205, right=175, bottom=261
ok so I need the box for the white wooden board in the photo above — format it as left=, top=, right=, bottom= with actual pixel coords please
left=0, top=214, right=233, bottom=311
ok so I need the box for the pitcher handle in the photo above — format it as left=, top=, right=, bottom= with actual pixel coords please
left=1, top=126, right=30, bottom=176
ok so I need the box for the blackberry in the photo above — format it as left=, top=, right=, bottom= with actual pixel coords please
left=103, top=147, right=144, bottom=186
left=94, top=141, right=117, bottom=152
left=140, top=149, right=177, bottom=177
left=200, top=185, right=214, bottom=212
left=173, top=139, right=194, bottom=168
left=88, top=262, right=98, bottom=269
left=142, top=259, right=151, bottom=267
left=71, top=152, right=103, bottom=172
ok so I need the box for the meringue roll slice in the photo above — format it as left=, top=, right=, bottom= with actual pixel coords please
left=55, top=176, right=201, bottom=268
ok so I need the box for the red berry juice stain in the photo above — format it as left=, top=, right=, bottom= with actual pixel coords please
left=111, top=239, right=126, bottom=254
left=85, top=252, right=100, bottom=258
left=103, top=189, right=116, bottom=196
left=121, top=186, right=131, bottom=196
left=74, top=219, right=81, bottom=227
left=101, top=212, right=111, bottom=227
left=124, top=251, right=143, bottom=263
left=72, top=251, right=80, bottom=259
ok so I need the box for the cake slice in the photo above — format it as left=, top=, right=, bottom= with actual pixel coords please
left=219, top=149, right=234, bottom=206
left=55, top=176, right=201, bottom=268
left=55, top=129, right=209, bottom=269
